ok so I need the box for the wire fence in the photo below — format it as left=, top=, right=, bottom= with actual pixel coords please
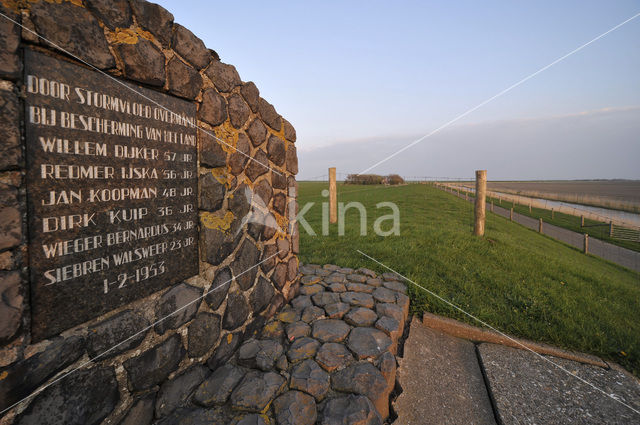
left=437, top=184, right=640, bottom=273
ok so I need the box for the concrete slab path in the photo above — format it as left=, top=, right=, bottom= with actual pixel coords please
left=396, top=316, right=640, bottom=425
left=394, top=318, right=496, bottom=425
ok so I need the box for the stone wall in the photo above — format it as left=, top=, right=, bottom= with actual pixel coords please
left=0, top=1, right=299, bottom=424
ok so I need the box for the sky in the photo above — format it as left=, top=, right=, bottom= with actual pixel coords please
left=155, top=0, right=640, bottom=180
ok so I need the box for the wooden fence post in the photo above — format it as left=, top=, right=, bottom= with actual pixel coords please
left=329, top=167, right=337, bottom=224
left=539, top=218, right=543, bottom=233
left=510, top=208, right=513, bottom=221
left=609, top=221, right=613, bottom=238
left=474, top=170, right=487, bottom=236
left=551, top=209, right=554, bottom=219
left=583, top=233, right=589, bottom=254
left=529, top=203, right=532, bottom=213
left=490, top=201, right=494, bottom=212
left=581, top=216, right=584, bottom=227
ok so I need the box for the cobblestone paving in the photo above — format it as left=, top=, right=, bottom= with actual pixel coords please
left=154, top=264, right=409, bottom=425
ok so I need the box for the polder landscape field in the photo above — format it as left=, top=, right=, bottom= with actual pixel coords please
left=297, top=181, right=640, bottom=376
left=487, top=180, right=640, bottom=213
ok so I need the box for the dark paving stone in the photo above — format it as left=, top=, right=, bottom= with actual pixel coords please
left=231, top=239, right=260, bottom=290
left=124, top=334, right=184, bottom=391
left=395, top=320, right=495, bottom=425
left=311, top=319, right=351, bottom=343
left=237, top=339, right=261, bottom=368
left=278, top=307, right=300, bottom=324
left=374, top=316, right=401, bottom=339
left=345, top=283, right=373, bottom=294
left=479, top=342, right=640, bottom=425
left=233, top=413, right=268, bottom=425
left=286, top=321, right=311, bottom=342
left=223, top=291, right=250, bottom=330
left=85, top=0, right=132, bottom=30
left=240, top=81, right=260, bottom=113
left=205, top=267, right=232, bottom=310
left=347, top=327, right=392, bottom=360
left=30, top=1, right=114, bottom=69
left=341, top=292, right=375, bottom=309
left=290, top=359, right=330, bottom=401
left=193, top=363, right=246, bottom=406
left=154, top=407, right=227, bottom=425
left=381, top=273, right=402, bottom=282
left=375, top=303, right=404, bottom=324
left=319, top=394, right=382, bottom=425
left=129, top=0, right=174, bottom=46
left=324, top=274, right=346, bottom=284
left=167, top=56, right=202, bottom=99
left=357, top=268, right=377, bottom=278
left=300, top=284, right=323, bottom=296
left=119, top=392, right=155, bottom=425
left=262, top=320, right=285, bottom=340
left=312, top=292, right=341, bottom=307
left=382, top=280, right=407, bottom=294
left=87, top=310, right=147, bottom=359
left=155, top=283, right=202, bottom=335
left=207, top=331, right=242, bottom=370
left=344, top=308, right=378, bottom=327
left=291, top=295, right=313, bottom=311
left=273, top=391, right=317, bottom=425
left=172, top=24, right=209, bottom=69
left=346, top=274, right=367, bottom=283
left=376, top=351, right=397, bottom=394
left=0, top=336, right=84, bottom=408
left=188, top=312, right=221, bottom=358
left=287, top=337, right=321, bottom=363
left=229, top=370, right=286, bottom=412
left=301, top=305, right=325, bottom=323
left=117, top=38, right=165, bottom=86
left=155, top=365, right=209, bottom=418
left=372, top=287, right=396, bottom=304
left=199, top=88, right=227, bottom=127
left=328, top=283, right=346, bottom=293
left=324, top=302, right=350, bottom=319
left=15, top=366, right=118, bottom=425
left=205, top=60, right=241, bottom=93
left=366, top=278, right=383, bottom=287
left=331, top=362, right=389, bottom=419
left=315, top=342, right=354, bottom=372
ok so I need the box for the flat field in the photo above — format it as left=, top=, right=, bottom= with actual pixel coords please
left=486, top=180, right=640, bottom=213
left=297, top=181, right=640, bottom=375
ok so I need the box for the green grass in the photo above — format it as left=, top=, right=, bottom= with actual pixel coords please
left=297, top=182, right=640, bottom=375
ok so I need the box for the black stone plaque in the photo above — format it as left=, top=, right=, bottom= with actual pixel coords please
left=24, top=49, right=199, bottom=341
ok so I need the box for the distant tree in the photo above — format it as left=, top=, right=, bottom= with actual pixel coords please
left=387, top=174, right=405, bottom=185
left=345, top=174, right=385, bottom=185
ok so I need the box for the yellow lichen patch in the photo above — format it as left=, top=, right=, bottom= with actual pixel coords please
left=0, top=371, right=8, bottom=381
left=214, top=120, right=238, bottom=153
left=274, top=213, right=289, bottom=239
left=210, top=167, right=228, bottom=185
left=112, top=28, right=138, bottom=44
left=259, top=414, right=271, bottom=425
left=226, top=333, right=233, bottom=344
left=108, top=26, right=155, bottom=45
left=201, top=211, right=234, bottom=232
left=262, top=321, right=280, bottom=335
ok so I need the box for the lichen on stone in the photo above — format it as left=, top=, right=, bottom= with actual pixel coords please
left=201, top=210, right=234, bottom=231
